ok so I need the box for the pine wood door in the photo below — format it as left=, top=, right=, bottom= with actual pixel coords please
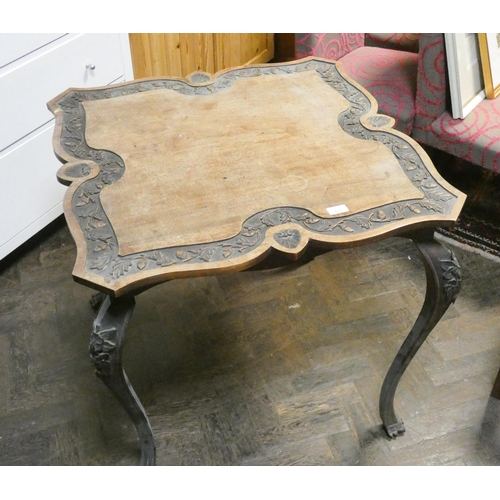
left=129, top=33, right=274, bottom=79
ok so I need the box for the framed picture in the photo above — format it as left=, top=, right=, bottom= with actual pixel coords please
left=444, top=33, right=485, bottom=119
left=478, top=33, right=500, bottom=99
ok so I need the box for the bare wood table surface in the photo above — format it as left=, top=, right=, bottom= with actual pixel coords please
left=48, top=57, right=466, bottom=465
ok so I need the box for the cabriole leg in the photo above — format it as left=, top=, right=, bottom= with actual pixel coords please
left=379, top=231, right=461, bottom=438
left=90, top=295, right=156, bottom=465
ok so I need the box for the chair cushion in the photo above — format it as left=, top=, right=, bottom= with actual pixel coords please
left=424, top=98, right=500, bottom=172
left=338, top=46, right=419, bottom=134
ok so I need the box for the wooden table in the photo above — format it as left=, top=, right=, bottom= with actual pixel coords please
left=48, top=57, right=466, bottom=465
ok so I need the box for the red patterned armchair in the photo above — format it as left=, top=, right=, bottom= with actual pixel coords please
left=411, top=33, right=500, bottom=173
left=295, top=33, right=420, bottom=134
left=295, top=33, right=500, bottom=173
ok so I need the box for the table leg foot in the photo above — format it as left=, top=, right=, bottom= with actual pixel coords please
left=379, top=231, right=461, bottom=439
left=90, top=295, right=156, bottom=465
left=385, top=421, right=406, bottom=438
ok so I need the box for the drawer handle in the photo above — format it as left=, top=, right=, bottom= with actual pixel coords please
left=86, top=64, right=96, bottom=71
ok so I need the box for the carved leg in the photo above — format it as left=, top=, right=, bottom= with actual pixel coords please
left=90, top=295, right=156, bottom=465
left=490, top=367, right=500, bottom=400
left=90, top=291, right=106, bottom=311
left=90, top=292, right=107, bottom=311
left=379, top=231, right=461, bottom=438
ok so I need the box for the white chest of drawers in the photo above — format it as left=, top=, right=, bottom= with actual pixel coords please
left=0, top=33, right=134, bottom=260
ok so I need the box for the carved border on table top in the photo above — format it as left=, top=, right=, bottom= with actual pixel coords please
left=54, top=59, right=459, bottom=285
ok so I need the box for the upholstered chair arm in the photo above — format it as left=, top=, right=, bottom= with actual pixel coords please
left=412, top=33, right=448, bottom=141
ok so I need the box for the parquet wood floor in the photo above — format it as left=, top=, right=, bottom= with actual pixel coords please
left=1, top=216, right=500, bottom=466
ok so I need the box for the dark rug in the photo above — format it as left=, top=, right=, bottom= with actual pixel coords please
left=423, top=146, right=500, bottom=261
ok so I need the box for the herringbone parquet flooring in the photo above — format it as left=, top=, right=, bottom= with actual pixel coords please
left=1, top=216, right=500, bottom=466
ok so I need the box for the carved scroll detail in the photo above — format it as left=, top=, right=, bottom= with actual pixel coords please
left=440, top=251, right=461, bottom=303
left=273, top=229, right=301, bottom=249
left=366, top=115, right=392, bottom=127
left=89, top=325, right=118, bottom=379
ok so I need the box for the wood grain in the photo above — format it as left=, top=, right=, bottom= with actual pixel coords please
left=129, top=33, right=274, bottom=79
left=82, top=71, right=422, bottom=255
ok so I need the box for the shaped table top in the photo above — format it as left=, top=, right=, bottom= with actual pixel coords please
left=48, top=58, right=465, bottom=296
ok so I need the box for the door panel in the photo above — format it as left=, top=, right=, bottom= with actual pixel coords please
left=129, top=33, right=274, bottom=79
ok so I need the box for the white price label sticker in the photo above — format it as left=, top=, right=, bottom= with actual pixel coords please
left=326, top=204, right=349, bottom=216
